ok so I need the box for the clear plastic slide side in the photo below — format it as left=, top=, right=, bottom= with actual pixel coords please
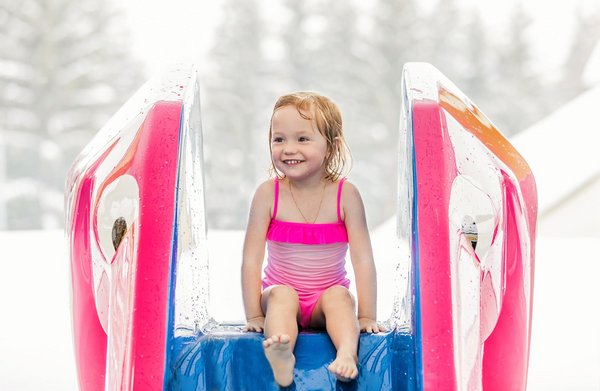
left=65, top=63, right=536, bottom=390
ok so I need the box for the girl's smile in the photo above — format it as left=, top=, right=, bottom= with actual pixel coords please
left=283, top=159, right=304, bottom=165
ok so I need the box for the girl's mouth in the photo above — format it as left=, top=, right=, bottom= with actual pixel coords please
left=283, top=160, right=304, bottom=165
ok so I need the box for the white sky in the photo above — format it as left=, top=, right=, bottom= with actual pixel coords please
left=122, top=0, right=600, bottom=81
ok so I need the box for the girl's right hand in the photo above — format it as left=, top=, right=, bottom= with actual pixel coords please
left=243, top=316, right=265, bottom=332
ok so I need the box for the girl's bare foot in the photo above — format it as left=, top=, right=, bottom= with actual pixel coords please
left=263, top=334, right=295, bottom=387
left=327, top=352, right=358, bottom=382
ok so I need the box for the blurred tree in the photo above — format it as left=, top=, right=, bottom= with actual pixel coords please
left=355, top=0, right=422, bottom=225
left=460, top=9, right=494, bottom=118
left=486, top=4, right=548, bottom=135
left=420, top=2, right=505, bottom=134
left=422, top=0, right=466, bottom=81
left=369, top=0, right=421, bottom=130
left=0, top=0, right=142, bottom=229
left=555, top=9, right=600, bottom=104
left=278, top=0, right=314, bottom=90
left=269, top=0, right=321, bottom=118
left=203, top=0, right=267, bottom=229
left=310, top=0, right=396, bottom=226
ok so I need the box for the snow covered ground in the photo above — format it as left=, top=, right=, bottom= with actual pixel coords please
left=0, top=229, right=598, bottom=390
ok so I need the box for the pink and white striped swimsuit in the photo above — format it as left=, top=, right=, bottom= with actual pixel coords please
left=262, top=178, right=350, bottom=328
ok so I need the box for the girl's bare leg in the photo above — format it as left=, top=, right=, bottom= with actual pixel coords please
left=261, top=285, right=301, bottom=387
left=310, top=286, right=359, bottom=381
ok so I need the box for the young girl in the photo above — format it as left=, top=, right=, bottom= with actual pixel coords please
left=241, top=92, right=382, bottom=387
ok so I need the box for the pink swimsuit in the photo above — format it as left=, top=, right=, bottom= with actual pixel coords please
left=262, top=178, right=350, bottom=328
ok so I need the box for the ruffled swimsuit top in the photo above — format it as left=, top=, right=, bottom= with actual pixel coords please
left=262, top=178, right=350, bottom=293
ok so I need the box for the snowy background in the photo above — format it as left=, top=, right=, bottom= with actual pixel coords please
left=1, top=0, right=599, bottom=389
left=1, top=233, right=599, bottom=390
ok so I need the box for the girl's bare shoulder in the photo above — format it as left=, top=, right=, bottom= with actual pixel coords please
left=338, top=179, right=366, bottom=223
left=339, top=179, right=362, bottom=201
left=254, top=178, right=276, bottom=197
left=251, top=179, right=277, bottom=212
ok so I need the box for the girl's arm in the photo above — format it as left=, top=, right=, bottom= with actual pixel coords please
left=241, top=180, right=273, bottom=331
left=343, top=182, right=384, bottom=333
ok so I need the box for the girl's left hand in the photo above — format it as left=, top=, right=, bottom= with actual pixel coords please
left=244, top=316, right=265, bottom=333
left=359, top=317, right=386, bottom=333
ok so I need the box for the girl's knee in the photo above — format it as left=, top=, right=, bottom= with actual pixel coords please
left=322, top=286, right=355, bottom=308
left=269, top=285, right=300, bottom=304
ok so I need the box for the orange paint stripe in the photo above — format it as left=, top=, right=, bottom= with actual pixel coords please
left=438, top=87, right=532, bottom=180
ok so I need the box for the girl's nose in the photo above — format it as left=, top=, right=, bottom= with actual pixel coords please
left=283, top=143, right=297, bottom=154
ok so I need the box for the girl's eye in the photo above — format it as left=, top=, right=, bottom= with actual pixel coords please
left=299, top=137, right=309, bottom=142
left=272, top=137, right=283, bottom=143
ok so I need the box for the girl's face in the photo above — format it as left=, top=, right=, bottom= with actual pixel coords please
left=270, top=105, right=329, bottom=182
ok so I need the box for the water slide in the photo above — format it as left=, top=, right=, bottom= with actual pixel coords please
left=65, top=63, right=537, bottom=390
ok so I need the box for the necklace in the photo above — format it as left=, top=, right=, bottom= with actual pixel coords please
left=289, top=180, right=326, bottom=224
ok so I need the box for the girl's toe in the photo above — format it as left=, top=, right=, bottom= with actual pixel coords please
left=263, top=337, right=274, bottom=347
